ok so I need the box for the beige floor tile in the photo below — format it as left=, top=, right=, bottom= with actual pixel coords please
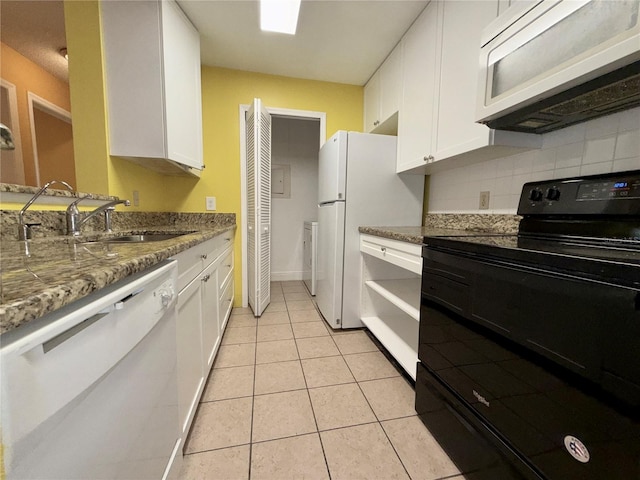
left=202, top=365, right=254, bottom=401
left=254, top=360, right=306, bottom=395
left=221, top=326, right=257, bottom=345
left=281, top=281, right=306, bottom=292
left=213, top=343, right=256, bottom=369
left=284, top=291, right=310, bottom=302
left=343, top=351, right=400, bottom=381
left=257, top=311, right=290, bottom=325
left=185, top=397, right=252, bottom=453
left=270, top=281, right=283, bottom=292
left=227, top=314, right=258, bottom=328
left=257, top=323, right=294, bottom=342
left=286, top=299, right=316, bottom=311
left=296, top=336, right=340, bottom=359
left=179, top=445, right=249, bottom=480
left=301, top=356, right=355, bottom=388
left=320, top=423, right=409, bottom=480
left=231, top=306, right=254, bottom=315
left=252, top=390, right=317, bottom=442
left=292, top=321, right=330, bottom=339
left=263, top=302, right=287, bottom=313
left=270, top=292, right=285, bottom=302
left=333, top=331, right=379, bottom=354
left=327, top=326, right=360, bottom=336
left=255, top=339, right=299, bottom=364
left=289, top=309, right=324, bottom=323
left=250, top=433, right=329, bottom=480
left=359, top=376, right=417, bottom=420
left=382, top=416, right=461, bottom=480
left=309, top=383, right=376, bottom=431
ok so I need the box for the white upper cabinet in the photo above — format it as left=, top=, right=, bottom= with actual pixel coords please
left=101, top=0, right=203, bottom=175
left=363, top=42, right=402, bottom=134
left=396, top=0, right=541, bottom=174
left=396, top=1, right=441, bottom=173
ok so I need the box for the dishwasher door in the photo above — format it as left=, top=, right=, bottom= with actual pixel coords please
left=1, top=260, right=181, bottom=480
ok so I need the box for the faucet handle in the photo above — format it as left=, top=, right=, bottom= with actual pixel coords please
left=67, top=193, right=94, bottom=211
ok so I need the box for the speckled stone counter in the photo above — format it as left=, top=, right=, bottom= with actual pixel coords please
left=0, top=212, right=235, bottom=335
left=358, top=226, right=484, bottom=244
left=424, top=213, right=520, bottom=234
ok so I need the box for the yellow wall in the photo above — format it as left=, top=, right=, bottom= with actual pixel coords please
left=0, top=42, right=72, bottom=186
left=59, top=2, right=364, bottom=306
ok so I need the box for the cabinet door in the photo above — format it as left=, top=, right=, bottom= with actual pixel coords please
left=363, top=71, right=380, bottom=132
left=201, top=261, right=220, bottom=370
left=432, top=0, right=498, bottom=161
left=162, top=0, right=203, bottom=169
left=378, top=43, right=402, bottom=124
left=176, top=277, right=204, bottom=438
left=396, top=1, right=442, bottom=173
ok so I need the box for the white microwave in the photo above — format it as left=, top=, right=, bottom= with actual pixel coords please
left=476, top=0, right=640, bottom=134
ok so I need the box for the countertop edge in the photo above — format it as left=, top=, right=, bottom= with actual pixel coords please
left=0, top=225, right=236, bottom=335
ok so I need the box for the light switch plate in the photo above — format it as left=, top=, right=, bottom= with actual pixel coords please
left=206, top=196, right=216, bottom=211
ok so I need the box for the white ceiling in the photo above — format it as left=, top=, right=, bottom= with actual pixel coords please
left=1, top=0, right=428, bottom=86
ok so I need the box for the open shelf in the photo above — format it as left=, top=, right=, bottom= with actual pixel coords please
left=364, top=278, right=420, bottom=321
left=361, top=315, right=418, bottom=380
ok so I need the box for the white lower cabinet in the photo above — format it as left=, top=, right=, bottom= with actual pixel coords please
left=174, top=231, right=235, bottom=444
left=360, top=234, right=422, bottom=380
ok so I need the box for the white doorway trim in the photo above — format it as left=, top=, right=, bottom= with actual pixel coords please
left=239, top=105, right=326, bottom=307
left=27, top=91, right=72, bottom=187
left=0, top=79, right=25, bottom=184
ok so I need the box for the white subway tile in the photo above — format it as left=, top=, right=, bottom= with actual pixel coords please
left=614, top=131, right=640, bottom=160
left=613, top=157, right=640, bottom=171
left=496, top=157, right=514, bottom=177
left=543, top=122, right=585, bottom=148
left=554, top=142, right=584, bottom=168
left=582, top=136, right=616, bottom=165
left=513, top=153, right=533, bottom=175
left=532, top=148, right=557, bottom=172
left=580, top=161, right=612, bottom=176
left=616, top=107, right=640, bottom=133
left=493, top=177, right=512, bottom=195
left=553, top=166, right=581, bottom=179
left=585, top=114, right=618, bottom=140
left=511, top=174, right=531, bottom=195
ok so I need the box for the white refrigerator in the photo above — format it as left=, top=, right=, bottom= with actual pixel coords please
left=316, top=131, right=424, bottom=329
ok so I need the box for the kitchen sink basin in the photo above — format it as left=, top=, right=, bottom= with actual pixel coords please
left=81, top=233, right=192, bottom=244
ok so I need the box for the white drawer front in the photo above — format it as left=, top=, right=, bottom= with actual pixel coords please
left=360, top=234, right=422, bottom=274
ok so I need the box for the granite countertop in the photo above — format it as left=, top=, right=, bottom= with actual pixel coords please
left=358, top=226, right=504, bottom=244
left=0, top=224, right=235, bottom=335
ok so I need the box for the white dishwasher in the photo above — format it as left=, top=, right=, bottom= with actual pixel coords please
left=1, top=260, right=181, bottom=480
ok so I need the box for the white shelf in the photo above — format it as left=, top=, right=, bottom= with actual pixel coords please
left=364, top=278, right=420, bottom=321
left=361, top=315, right=418, bottom=380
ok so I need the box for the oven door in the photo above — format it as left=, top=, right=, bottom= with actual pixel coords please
left=418, top=247, right=640, bottom=480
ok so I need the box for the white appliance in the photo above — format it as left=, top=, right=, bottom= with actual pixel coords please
left=477, top=0, right=640, bottom=134
left=303, top=220, right=318, bottom=295
left=316, top=131, right=424, bottom=329
left=1, top=260, right=181, bottom=480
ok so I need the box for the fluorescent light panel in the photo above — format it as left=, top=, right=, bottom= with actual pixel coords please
left=260, top=0, right=301, bottom=35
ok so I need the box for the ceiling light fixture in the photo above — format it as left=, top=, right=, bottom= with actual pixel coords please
left=260, top=0, right=301, bottom=35
left=59, top=47, right=68, bottom=60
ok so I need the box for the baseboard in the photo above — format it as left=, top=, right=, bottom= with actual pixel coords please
left=271, top=271, right=304, bottom=282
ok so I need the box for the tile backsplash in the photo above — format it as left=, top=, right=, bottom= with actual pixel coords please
left=428, top=107, right=640, bottom=214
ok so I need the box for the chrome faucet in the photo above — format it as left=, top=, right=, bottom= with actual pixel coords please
left=18, top=180, right=75, bottom=240
left=66, top=198, right=131, bottom=236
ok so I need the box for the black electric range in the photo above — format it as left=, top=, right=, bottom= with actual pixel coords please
left=416, top=170, right=640, bottom=480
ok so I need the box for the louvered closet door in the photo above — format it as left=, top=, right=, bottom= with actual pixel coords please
left=246, top=98, right=271, bottom=317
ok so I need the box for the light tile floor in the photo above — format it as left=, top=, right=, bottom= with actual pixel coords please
left=179, top=281, right=481, bottom=480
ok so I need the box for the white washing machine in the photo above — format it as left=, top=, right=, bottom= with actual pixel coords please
left=303, top=221, right=317, bottom=295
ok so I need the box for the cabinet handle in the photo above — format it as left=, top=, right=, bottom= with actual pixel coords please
left=374, top=120, right=380, bottom=126
left=380, top=247, right=386, bottom=254
left=201, top=254, right=208, bottom=260
left=428, top=155, right=434, bottom=163
left=202, top=274, right=211, bottom=282
left=423, top=156, right=428, bottom=162
left=226, top=264, right=232, bottom=268
left=224, top=238, right=231, bottom=242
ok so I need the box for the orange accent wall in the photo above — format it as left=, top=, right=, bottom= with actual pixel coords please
left=0, top=42, right=72, bottom=186
left=33, top=109, right=76, bottom=187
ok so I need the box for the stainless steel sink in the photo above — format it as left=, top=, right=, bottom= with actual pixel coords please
left=81, top=233, right=191, bottom=244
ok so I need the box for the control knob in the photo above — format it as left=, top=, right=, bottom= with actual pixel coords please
left=528, top=189, right=543, bottom=202
left=545, top=187, right=561, bottom=201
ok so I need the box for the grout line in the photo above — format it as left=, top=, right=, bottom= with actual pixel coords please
left=247, top=327, right=258, bottom=479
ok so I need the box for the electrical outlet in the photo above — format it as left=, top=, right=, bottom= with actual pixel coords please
left=206, top=196, right=216, bottom=211
left=479, top=191, right=490, bottom=210
left=133, top=190, right=140, bottom=207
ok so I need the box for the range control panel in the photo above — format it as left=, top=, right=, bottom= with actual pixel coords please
left=518, top=170, right=640, bottom=216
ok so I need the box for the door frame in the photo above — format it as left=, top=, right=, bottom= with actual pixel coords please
left=239, top=105, right=326, bottom=307
left=0, top=79, right=25, bottom=184
left=27, top=92, right=72, bottom=187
